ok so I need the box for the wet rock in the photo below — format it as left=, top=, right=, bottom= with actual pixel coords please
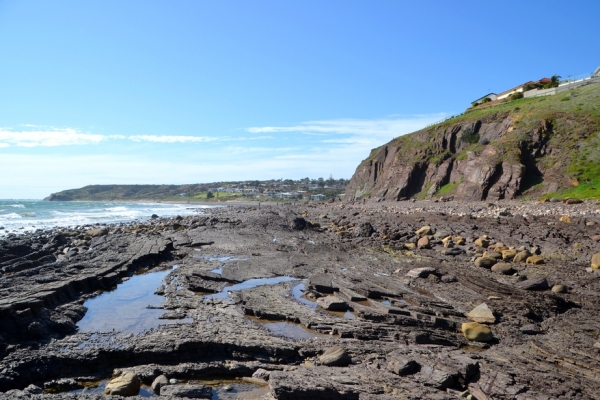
left=253, top=368, right=271, bottom=381
left=316, top=295, right=348, bottom=311
left=27, top=322, right=47, bottom=339
left=416, top=225, right=432, bottom=236
left=223, top=384, right=233, bottom=391
left=151, top=374, right=168, bottom=394
left=592, top=253, right=600, bottom=270
left=474, top=256, right=497, bottom=269
left=516, top=277, right=549, bottom=290
left=491, top=262, right=514, bottom=275
left=417, top=236, right=431, bottom=249
left=104, top=372, right=141, bottom=396
left=169, top=378, right=179, bottom=384
left=318, top=346, right=352, bottom=367
left=513, top=250, right=531, bottom=263
left=406, top=267, right=436, bottom=278
left=160, top=384, right=212, bottom=398
left=462, top=322, right=493, bottom=342
left=467, top=303, right=496, bottom=324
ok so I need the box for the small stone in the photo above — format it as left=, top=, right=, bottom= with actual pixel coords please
left=417, top=236, right=431, bottom=249
left=87, top=227, right=109, bottom=237
left=592, top=253, right=600, bottom=270
left=530, top=246, right=542, bottom=255
left=467, top=303, right=496, bottom=324
left=416, top=226, right=433, bottom=236
left=559, top=215, right=571, bottom=223
left=491, top=263, right=514, bottom=275
left=169, top=378, right=179, bottom=385
left=406, top=267, right=436, bottom=279
left=443, top=239, right=454, bottom=248
left=104, top=372, right=141, bottom=396
left=526, top=255, right=544, bottom=265
left=318, top=346, right=352, bottom=366
left=404, top=243, right=416, bottom=249
left=520, top=324, right=542, bottom=335
left=441, top=275, right=457, bottom=283
left=513, top=250, right=531, bottom=263
left=151, top=375, right=168, bottom=395
left=223, top=385, right=233, bottom=392
left=462, top=322, right=493, bottom=342
left=387, top=357, right=420, bottom=376
left=552, top=284, right=567, bottom=293
left=592, top=235, right=600, bottom=242
left=474, top=257, right=497, bottom=269
left=316, top=296, right=348, bottom=311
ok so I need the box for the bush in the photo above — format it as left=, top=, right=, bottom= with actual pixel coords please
left=509, top=92, right=524, bottom=101
left=482, top=97, right=492, bottom=103
left=206, top=191, right=214, bottom=199
left=460, top=127, right=480, bottom=144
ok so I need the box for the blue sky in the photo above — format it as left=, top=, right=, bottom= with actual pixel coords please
left=1, top=1, right=598, bottom=198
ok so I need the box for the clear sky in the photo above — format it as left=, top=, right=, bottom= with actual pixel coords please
left=1, top=1, right=598, bottom=198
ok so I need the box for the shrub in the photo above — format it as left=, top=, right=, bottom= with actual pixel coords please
left=460, top=127, right=480, bottom=144
left=482, top=97, right=492, bottom=103
left=206, top=191, right=214, bottom=199
left=509, top=92, right=524, bottom=101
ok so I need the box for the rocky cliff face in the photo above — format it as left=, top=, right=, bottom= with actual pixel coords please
left=345, top=111, right=588, bottom=202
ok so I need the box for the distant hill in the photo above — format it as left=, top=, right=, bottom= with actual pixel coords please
left=44, top=184, right=212, bottom=201
left=345, top=82, right=600, bottom=201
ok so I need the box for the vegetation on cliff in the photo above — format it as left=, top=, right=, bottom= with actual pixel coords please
left=346, top=83, right=600, bottom=201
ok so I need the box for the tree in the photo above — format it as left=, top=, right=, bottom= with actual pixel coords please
left=544, top=75, right=561, bottom=89
left=206, top=191, right=214, bottom=199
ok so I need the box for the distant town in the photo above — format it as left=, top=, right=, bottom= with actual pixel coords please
left=181, top=177, right=349, bottom=202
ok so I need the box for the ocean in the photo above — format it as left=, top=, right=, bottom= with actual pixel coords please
left=0, top=200, right=217, bottom=236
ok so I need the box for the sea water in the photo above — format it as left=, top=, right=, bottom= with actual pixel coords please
left=0, top=199, right=217, bottom=236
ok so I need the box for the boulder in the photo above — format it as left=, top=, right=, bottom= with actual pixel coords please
left=453, top=236, right=466, bottom=245
left=318, top=346, right=352, bottom=366
left=417, top=236, right=431, bottom=249
left=151, top=375, right=168, bottom=395
left=416, top=226, right=433, bottom=236
left=501, top=249, right=517, bottom=261
left=316, top=296, right=348, bottom=311
left=252, top=368, right=271, bottom=381
left=160, top=384, right=212, bottom=398
left=474, top=257, right=497, bottom=269
left=87, top=227, right=109, bottom=237
left=467, top=303, right=496, bottom=324
left=513, top=250, right=531, bottom=263
left=491, top=263, right=514, bottom=275
left=353, top=222, right=374, bottom=237
left=387, top=357, right=420, bottom=376
left=474, top=236, right=490, bottom=248
left=290, top=217, right=307, bottom=230
left=516, top=277, right=549, bottom=291
left=592, top=253, right=600, bottom=270
left=526, top=255, right=544, bottom=265
left=462, top=322, right=493, bottom=342
left=104, top=372, right=141, bottom=396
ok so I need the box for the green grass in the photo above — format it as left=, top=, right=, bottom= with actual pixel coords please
left=415, top=183, right=433, bottom=200
left=436, top=181, right=460, bottom=197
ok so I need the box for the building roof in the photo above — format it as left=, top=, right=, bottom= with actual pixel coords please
left=497, top=82, right=533, bottom=96
left=471, top=93, right=497, bottom=103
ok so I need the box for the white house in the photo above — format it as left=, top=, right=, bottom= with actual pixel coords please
left=471, top=93, right=497, bottom=105
left=311, top=194, right=326, bottom=201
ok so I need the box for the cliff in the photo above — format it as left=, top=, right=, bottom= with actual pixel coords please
left=345, top=82, right=600, bottom=202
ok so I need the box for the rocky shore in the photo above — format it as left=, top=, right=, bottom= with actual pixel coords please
left=0, top=200, right=599, bottom=399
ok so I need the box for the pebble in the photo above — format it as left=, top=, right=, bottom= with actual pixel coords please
left=551, top=284, right=567, bottom=293
left=526, top=255, right=544, bottom=265
left=591, top=253, right=600, bottom=270
left=467, top=303, right=496, bottom=324
left=474, top=257, right=497, bottom=269
left=491, top=263, right=514, bottom=275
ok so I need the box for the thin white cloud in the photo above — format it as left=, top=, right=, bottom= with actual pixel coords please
left=127, top=135, right=219, bottom=143
left=0, top=128, right=105, bottom=147
left=0, top=143, right=9, bottom=148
